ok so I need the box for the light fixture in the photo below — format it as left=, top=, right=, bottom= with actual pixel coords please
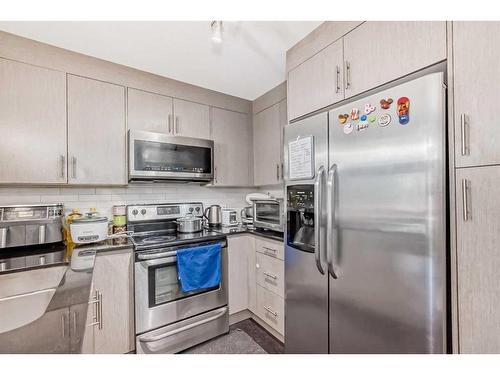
left=210, top=21, right=223, bottom=44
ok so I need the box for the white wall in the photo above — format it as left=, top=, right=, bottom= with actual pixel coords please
left=0, top=185, right=257, bottom=219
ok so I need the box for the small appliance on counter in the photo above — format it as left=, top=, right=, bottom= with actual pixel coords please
left=253, top=198, right=285, bottom=233
left=240, top=206, right=254, bottom=227
left=69, top=209, right=109, bottom=244
left=204, top=204, right=222, bottom=227
left=0, top=204, right=64, bottom=249
left=221, top=209, right=238, bottom=227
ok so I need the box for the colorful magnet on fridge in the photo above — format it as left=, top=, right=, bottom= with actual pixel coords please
left=378, top=113, right=391, bottom=127
left=380, top=98, right=393, bottom=110
left=397, top=97, right=410, bottom=125
left=343, top=123, right=353, bottom=135
left=350, top=108, right=359, bottom=120
left=364, top=103, right=376, bottom=114
left=356, top=122, right=369, bottom=132
left=338, top=114, right=349, bottom=124
left=368, top=114, right=376, bottom=123
left=360, top=114, right=367, bottom=121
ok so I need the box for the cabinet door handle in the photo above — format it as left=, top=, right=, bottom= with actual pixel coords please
left=460, top=114, right=469, bottom=156
left=98, top=291, right=103, bottom=330
left=281, top=162, right=284, bottom=180
left=61, top=314, right=67, bottom=338
left=71, top=157, right=77, bottom=179
left=175, top=116, right=179, bottom=134
left=60, top=155, right=65, bottom=178
left=462, top=179, right=471, bottom=221
left=276, top=164, right=280, bottom=180
left=335, top=65, right=341, bottom=94
left=214, top=166, right=218, bottom=184
left=345, top=61, right=351, bottom=89
left=264, top=305, right=278, bottom=317
left=168, top=114, right=172, bottom=134
left=72, top=311, right=77, bottom=335
left=263, top=271, right=277, bottom=280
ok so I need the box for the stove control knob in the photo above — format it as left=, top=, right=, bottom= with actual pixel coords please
left=132, top=209, right=138, bottom=216
left=141, top=209, right=147, bottom=215
left=195, top=207, right=200, bottom=212
left=189, top=207, right=194, bottom=213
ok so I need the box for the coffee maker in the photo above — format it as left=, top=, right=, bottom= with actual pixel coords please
left=286, top=185, right=315, bottom=252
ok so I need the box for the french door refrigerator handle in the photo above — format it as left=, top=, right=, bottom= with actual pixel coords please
left=314, top=165, right=325, bottom=275
left=327, top=164, right=338, bottom=279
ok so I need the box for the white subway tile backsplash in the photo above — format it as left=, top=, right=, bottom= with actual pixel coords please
left=60, top=188, right=97, bottom=195
left=0, top=185, right=255, bottom=217
left=79, top=194, right=112, bottom=202
left=0, top=195, right=41, bottom=204
left=40, top=195, right=79, bottom=203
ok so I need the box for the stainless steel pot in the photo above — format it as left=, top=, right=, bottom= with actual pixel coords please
left=176, top=213, right=203, bottom=233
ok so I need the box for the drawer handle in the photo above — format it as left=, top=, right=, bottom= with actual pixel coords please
left=139, top=307, right=228, bottom=343
left=264, top=305, right=278, bottom=317
left=263, top=246, right=277, bottom=253
left=263, top=271, right=277, bottom=280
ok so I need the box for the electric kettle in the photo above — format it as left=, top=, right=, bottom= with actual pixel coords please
left=204, top=205, right=222, bottom=227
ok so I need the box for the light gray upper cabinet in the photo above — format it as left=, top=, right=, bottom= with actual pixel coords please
left=172, top=98, right=210, bottom=139
left=453, top=22, right=500, bottom=168
left=253, top=103, right=282, bottom=186
left=0, top=58, right=67, bottom=184
left=456, top=166, right=500, bottom=353
left=211, top=108, right=253, bottom=186
left=127, top=88, right=173, bottom=134
left=287, top=39, right=344, bottom=120
left=67, top=75, right=127, bottom=185
left=343, top=21, right=447, bottom=98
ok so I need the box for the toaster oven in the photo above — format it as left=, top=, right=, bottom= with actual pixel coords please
left=253, top=199, right=284, bottom=233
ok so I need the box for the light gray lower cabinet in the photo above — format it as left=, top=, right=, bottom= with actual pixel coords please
left=127, top=88, right=173, bottom=134
left=456, top=166, right=500, bottom=353
left=227, top=236, right=250, bottom=314
left=253, top=103, right=282, bottom=186
left=343, top=21, right=447, bottom=98
left=211, top=107, right=253, bottom=186
left=453, top=21, right=500, bottom=168
left=0, top=58, right=67, bottom=184
left=173, top=98, right=210, bottom=139
left=83, top=250, right=135, bottom=354
left=67, top=75, right=127, bottom=185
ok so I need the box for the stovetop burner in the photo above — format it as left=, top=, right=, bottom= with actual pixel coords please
left=140, top=235, right=177, bottom=244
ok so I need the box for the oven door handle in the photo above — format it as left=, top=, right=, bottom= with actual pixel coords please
left=140, top=257, right=177, bottom=268
left=138, top=307, right=228, bottom=343
left=137, top=250, right=177, bottom=260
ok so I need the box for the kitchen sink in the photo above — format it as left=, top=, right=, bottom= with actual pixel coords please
left=0, top=266, right=66, bottom=334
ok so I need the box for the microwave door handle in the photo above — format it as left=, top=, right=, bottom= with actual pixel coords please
left=314, top=166, right=325, bottom=275
left=327, top=164, right=338, bottom=279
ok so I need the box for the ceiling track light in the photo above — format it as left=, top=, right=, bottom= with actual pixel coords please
left=210, top=21, right=223, bottom=44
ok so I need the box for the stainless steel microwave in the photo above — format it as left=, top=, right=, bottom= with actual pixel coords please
left=253, top=199, right=285, bottom=233
left=128, top=130, right=214, bottom=182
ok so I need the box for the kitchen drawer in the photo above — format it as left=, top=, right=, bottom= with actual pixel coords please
left=256, top=252, right=284, bottom=298
left=256, top=285, right=284, bottom=335
left=255, top=237, right=284, bottom=260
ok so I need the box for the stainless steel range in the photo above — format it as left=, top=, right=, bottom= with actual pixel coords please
left=128, top=202, right=229, bottom=354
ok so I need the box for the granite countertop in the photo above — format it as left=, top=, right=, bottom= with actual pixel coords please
left=0, top=240, right=133, bottom=354
left=210, top=225, right=284, bottom=242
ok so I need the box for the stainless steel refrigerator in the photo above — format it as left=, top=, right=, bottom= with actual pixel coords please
left=284, top=72, right=447, bottom=354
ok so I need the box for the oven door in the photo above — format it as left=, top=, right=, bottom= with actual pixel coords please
left=253, top=200, right=284, bottom=232
left=129, top=130, right=214, bottom=182
left=134, top=243, right=228, bottom=334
